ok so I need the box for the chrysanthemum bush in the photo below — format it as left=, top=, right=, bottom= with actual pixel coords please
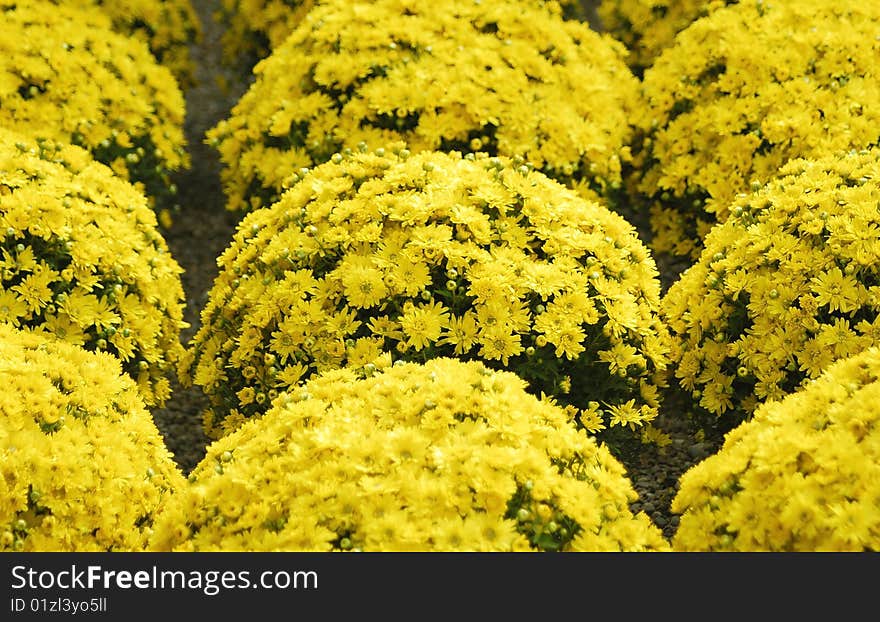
left=0, top=0, right=189, bottom=219
left=671, top=346, right=880, bottom=551
left=597, top=0, right=734, bottom=75
left=215, top=0, right=591, bottom=74
left=629, top=0, right=880, bottom=261
left=663, top=148, right=880, bottom=433
left=207, top=0, right=640, bottom=214
left=0, top=324, right=184, bottom=552
left=152, top=358, right=670, bottom=551
left=0, top=129, right=188, bottom=407
left=62, top=0, right=203, bottom=88
left=180, top=148, right=671, bottom=446
left=215, top=0, right=314, bottom=71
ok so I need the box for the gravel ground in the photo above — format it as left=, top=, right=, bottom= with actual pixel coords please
left=150, top=0, right=722, bottom=543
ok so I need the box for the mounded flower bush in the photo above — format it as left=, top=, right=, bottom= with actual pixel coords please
left=630, top=0, right=880, bottom=261
left=671, top=346, right=880, bottom=551
left=216, top=0, right=314, bottom=70
left=0, top=129, right=188, bottom=407
left=207, top=0, right=640, bottom=214
left=0, top=0, right=190, bottom=219
left=63, top=0, right=203, bottom=88
left=180, top=148, right=671, bottom=445
left=216, top=0, right=592, bottom=75
left=0, top=324, right=185, bottom=552
left=663, top=149, right=880, bottom=432
left=152, top=358, right=670, bottom=552
left=597, top=0, right=734, bottom=75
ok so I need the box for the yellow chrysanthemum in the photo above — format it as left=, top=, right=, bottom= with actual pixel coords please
left=672, top=346, right=880, bottom=551
left=0, top=129, right=187, bottom=406
left=0, top=0, right=189, bottom=215
left=598, top=0, right=735, bottom=75
left=0, top=324, right=184, bottom=552
left=152, top=358, right=670, bottom=552
left=208, top=0, right=639, bottom=214
left=663, top=148, right=880, bottom=432
left=183, top=149, right=670, bottom=449
left=61, top=0, right=202, bottom=86
left=630, top=0, right=880, bottom=262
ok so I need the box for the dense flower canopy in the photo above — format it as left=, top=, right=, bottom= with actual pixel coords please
left=672, top=346, right=880, bottom=551
left=153, top=358, right=670, bottom=551
left=0, top=324, right=184, bottom=552
left=216, top=0, right=314, bottom=69
left=631, top=0, right=880, bottom=261
left=663, top=148, right=880, bottom=430
left=0, top=0, right=190, bottom=215
left=216, top=0, right=592, bottom=72
left=207, top=0, right=640, bottom=214
left=0, top=129, right=188, bottom=406
left=598, top=0, right=735, bottom=75
left=180, top=148, right=671, bottom=445
left=64, top=0, right=202, bottom=86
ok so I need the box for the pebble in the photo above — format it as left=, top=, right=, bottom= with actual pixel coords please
left=687, top=442, right=711, bottom=460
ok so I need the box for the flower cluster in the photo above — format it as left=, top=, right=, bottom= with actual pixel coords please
left=630, top=0, right=880, bottom=261
left=1, top=0, right=190, bottom=219
left=0, top=324, right=184, bottom=552
left=180, top=149, right=670, bottom=445
left=598, top=0, right=734, bottom=75
left=64, top=0, right=203, bottom=88
left=216, top=0, right=313, bottom=71
left=663, top=148, right=880, bottom=431
left=671, top=346, right=880, bottom=551
left=152, top=358, right=670, bottom=552
left=216, top=0, right=589, bottom=73
left=207, top=0, right=640, bottom=214
left=0, top=129, right=188, bottom=406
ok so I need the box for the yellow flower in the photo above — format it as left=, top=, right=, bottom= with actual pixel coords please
left=185, top=150, right=670, bottom=445
left=84, top=0, right=200, bottom=86
left=437, top=312, right=480, bottom=356
left=0, top=323, right=184, bottom=552
left=367, top=316, right=405, bottom=341
left=477, top=326, right=523, bottom=366
left=11, top=266, right=54, bottom=313
left=207, top=0, right=639, bottom=214
left=599, top=0, right=733, bottom=74
left=672, top=347, right=880, bottom=551
left=346, top=336, right=384, bottom=368
left=633, top=0, right=880, bottom=261
left=149, top=358, right=669, bottom=552
left=599, top=343, right=642, bottom=376
left=0, top=289, right=29, bottom=326
left=810, top=267, right=863, bottom=314
left=0, top=1, right=189, bottom=215
left=664, top=147, right=880, bottom=429
left=275, top=363, right=308, bottom=387
left=0, top=129, right=186, bottom=407
left=578, top=403, right=607, bottom=434
left=339, top=259, right=388, bottom=309
left=388, top=255, right=432, bottom=297
left=400, top=300, right=449, bottom=351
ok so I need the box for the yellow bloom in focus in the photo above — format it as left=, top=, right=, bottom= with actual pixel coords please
left=438, top=312, right=480, bottom=355
left=339, top=260, right=388, bottom=309
left=477, top=326, right=523, bottom=366
left=0, top=289, right=29, bottom=326
left=810, top=267, right=863, bottom=314
left=11, top=266, right=54, bottom=313
left=400, top=301, right=449, bottom=351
